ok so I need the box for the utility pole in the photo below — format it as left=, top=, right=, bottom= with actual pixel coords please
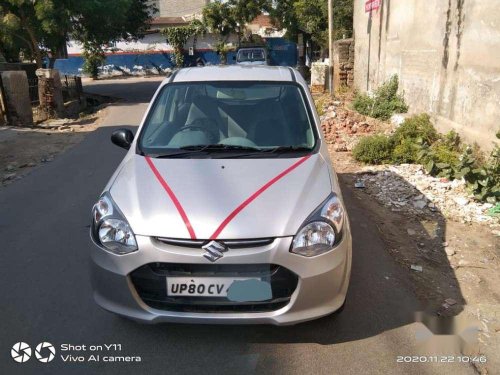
left=328, top=0, right=334, bottom=95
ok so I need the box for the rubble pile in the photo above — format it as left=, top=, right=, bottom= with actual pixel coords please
left=320, top=103, right=376, bottom=151
left=356, top=164, right=499, bottom=226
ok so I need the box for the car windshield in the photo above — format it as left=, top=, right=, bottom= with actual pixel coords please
left=138, top=81, right=317, bottom=158
left=237, top=49, right=265, bottom=62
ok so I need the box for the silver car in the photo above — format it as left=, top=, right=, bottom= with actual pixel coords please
left=90, top=66, right=352, bottom=325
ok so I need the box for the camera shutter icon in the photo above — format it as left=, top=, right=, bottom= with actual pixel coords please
left=35, top=342, right=56, bottom=363
left=11, top=342, right=32, bottom=363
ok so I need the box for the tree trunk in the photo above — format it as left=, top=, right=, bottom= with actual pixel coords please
left=26, top=32, right=43, bottom=68
left=19, top=9, right=43, bottom=67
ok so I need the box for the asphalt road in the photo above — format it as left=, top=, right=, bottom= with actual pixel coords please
left=0, top=77, right=477, bottom=375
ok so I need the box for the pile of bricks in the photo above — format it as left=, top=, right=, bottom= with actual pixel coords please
left=320, top=103, right=375, bottom=151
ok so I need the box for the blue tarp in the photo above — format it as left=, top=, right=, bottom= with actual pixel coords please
left=54, top=38, right=297, bottom=76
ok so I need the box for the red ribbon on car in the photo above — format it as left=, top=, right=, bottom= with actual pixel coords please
left=145, top=157, right=197, bottom=239
left=145, top=155, right=311, bottom=240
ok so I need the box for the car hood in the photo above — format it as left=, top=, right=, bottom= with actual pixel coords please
left=110, top=154, right=332, bottom=239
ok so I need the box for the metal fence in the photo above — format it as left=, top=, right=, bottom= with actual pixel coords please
left=28, top=75, right=82, bottom=108
left=61, top=75, right=83, bottom=102
left=28, top=77, right=40, bottom=106
left=29, top=74, right=83, bottom=121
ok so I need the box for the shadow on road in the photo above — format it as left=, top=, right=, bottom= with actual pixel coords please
left=83, top=78, right=164, bottom=103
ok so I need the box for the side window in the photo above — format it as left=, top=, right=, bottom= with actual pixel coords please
left=149, top=88, right=171, bottom=125
left=280, top=87, right=312, bottom=146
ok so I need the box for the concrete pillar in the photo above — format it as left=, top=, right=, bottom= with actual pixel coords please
left=0, top=71, right=33, bottom=126
left=36, top=68, right=65, bottom=118
left=311, top=62, right=328, bottom=93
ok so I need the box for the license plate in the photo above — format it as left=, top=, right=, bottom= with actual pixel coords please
left=166, top=277, right=258, bottom=297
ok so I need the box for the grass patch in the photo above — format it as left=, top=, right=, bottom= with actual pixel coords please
left=314, top=95, right=329, bottom=116
left=352, top=75, right=408, bottom=120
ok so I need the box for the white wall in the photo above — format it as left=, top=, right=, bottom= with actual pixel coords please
left=67, top=33, right=239, bottom=55
left=353, top=0, right=500, bottom=150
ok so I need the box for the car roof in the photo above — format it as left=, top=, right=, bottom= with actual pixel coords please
left=168, top=65, right=297, bottom=83
left=238, top=47, right=265, bottom=51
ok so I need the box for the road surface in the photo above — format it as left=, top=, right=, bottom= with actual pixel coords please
left=0, top=77, right=476, bottom=375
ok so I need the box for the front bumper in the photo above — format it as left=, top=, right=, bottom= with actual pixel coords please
left=90, top=232, right=352, bottom=326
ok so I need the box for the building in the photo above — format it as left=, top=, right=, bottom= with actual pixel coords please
left=247, top=14, right=286, bottom=39
left=56, top=1, right=297, bottom=76
left=353, top=0, right=500, bottom=150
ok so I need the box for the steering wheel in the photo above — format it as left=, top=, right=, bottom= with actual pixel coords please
left=179, top=118, right=219, bottom=143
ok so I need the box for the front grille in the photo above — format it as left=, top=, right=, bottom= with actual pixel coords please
left=155, top=237, right=275, bottom=249
left=130, top=263, right=298, bottom=313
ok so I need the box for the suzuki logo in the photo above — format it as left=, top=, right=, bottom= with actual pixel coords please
left=202, top=240, right=229, bottom=262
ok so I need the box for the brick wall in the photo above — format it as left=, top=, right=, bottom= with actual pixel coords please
left=333, top=38, right=354, bottom=89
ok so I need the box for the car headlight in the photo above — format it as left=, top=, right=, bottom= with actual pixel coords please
left=91, top=193, right=137, bottom=255
left=291, top=193, right=345, bottom=257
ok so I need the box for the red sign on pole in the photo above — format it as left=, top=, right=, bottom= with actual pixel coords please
left=365, top=0, right=381, bottom=13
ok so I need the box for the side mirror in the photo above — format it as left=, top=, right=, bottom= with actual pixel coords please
left=111, top=128, right=134, bottom=150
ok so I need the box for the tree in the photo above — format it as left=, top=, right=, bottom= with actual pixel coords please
left=201, top=0, right=269, bottom=63
left=0, top=0, right=153, bottom=74
left=202, top=1, right=238, bottom=43
left=0, top=0, right=71, bottom=67
left=202, top=0, right=270, bottom=43
left=270, top=0, right=353, bottom=54
left=0, top=8, right=24, bottom=62
left=294, top=0, right=329, bottom=52
left=71, top=0, right=154, bottom=78
left=190, top=19, right=207, bottom=52
left=227, top=0, right=270, bottom=40
left=268, top=0, right=299, bottom=42
left=162, top=24, right=199, bottom=68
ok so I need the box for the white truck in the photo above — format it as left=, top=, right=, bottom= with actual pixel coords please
left=236, top=48, right=268, bottom=65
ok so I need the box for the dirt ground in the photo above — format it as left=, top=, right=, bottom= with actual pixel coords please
left=321, top=96, right=499, bottom=374
left=0, top=109, right=107, bottom=187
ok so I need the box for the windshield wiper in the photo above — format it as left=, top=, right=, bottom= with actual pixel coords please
left=147, top=144, right=262, bottom=158
left=223, top=145, right=313, bottom=159
left=266, top=146, right=313, bottom=153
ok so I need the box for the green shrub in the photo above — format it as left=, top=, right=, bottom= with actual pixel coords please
left=459, top=143, right=500, bottom=203
left=352, top=135, right=394, bottom=164
left=82, top=44, right=105, bottom=79
left=392, top=114, right=438, bottom=144
left=352, top=93, right=373, bottom=115
left=416, top=141, right=460, bottom=179
left=352, top=75, right=408, bottom=120
left=443, top=130, right=461, bottom=151
left=350, top=111, right=499, bottom=203
left=314, top=95, right=328, bottom=116
left=430, top=142, right=460, bottom=165
left=392, top=138, right=419, bottom=164
left=162, top=25, right=199, bottom=67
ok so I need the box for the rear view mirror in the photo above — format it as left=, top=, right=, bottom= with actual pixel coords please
left=111, top=128, right=134, bottom=150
